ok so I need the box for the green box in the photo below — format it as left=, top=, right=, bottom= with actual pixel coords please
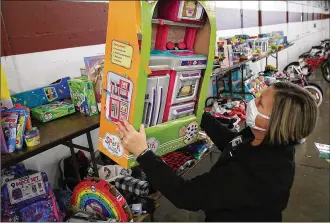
left=68, top=77, right=98, bottom=116
left=31, top=101, right=76, bottom=122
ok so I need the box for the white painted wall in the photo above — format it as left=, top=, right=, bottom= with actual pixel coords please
left=1, top=0, right=329, bottom=187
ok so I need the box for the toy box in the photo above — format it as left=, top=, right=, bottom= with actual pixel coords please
left=68, top=77, right=98, bottom=116
left=98, top=1, right=215, bottom=168
left=84, top=55, right=104, bottom=112
left=11, top=77, right=71, bottom=109
left=232, top=41, right=252, bottom=60
left=31, top=101, right=75, bottom=123
left=217, top=40, right=232, bottom=68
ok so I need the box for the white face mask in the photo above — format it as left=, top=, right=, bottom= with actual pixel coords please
left=246, top=99, right=270, bottom=131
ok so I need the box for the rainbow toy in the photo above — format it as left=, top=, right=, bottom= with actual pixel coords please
left=72, top=178, right=133, bottom=222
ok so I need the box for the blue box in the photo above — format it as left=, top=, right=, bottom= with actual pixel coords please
left=11, top=77, right=71, bottom=109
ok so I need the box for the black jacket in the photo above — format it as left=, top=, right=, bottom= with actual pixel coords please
left=137, top=112, right=295, bottom=222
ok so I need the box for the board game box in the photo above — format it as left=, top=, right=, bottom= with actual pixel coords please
left=31, top=101, right=75, bottom=123
left=68, top=77, right=98, bottom=116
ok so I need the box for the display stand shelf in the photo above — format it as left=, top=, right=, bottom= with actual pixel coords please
left=212, top=43, right=294, bottom=77
left=152, top=18, right=204, bottom=28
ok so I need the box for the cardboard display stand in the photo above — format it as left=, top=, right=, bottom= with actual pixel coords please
left=98, top=1, right=216, bottom=168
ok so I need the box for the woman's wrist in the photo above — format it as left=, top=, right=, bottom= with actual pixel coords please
left=135, top=148, right=151, bottom=159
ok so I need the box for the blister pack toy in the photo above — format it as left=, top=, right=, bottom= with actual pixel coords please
left=1, top=112, right=19, bottom=153
left=1, top=165, right=63, bottom=222
left=1, top=108, right=29, bottom=151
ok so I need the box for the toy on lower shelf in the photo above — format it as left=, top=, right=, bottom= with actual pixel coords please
left=1, top=165, right=63, bottom=222
left=11, top=77, right=71, bottom=109
left=68, top=77, right=99, bottom=116
left=31, top=101, right=75, bottom=123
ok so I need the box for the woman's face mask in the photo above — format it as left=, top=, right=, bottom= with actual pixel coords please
left=246, top=98, right=270, bottom=131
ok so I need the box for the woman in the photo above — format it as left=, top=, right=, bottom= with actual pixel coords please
left=116, top=82, right=318, bottom=222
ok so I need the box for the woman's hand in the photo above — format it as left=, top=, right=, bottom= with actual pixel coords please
left=116, top=120, right=148, bottom=157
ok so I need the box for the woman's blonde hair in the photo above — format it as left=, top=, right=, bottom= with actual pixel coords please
left=267, top=81, right=318, bottom=145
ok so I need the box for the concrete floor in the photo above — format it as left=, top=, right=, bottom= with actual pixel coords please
left=153, top=69, right=330, bottom=222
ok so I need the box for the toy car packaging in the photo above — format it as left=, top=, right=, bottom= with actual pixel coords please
left=1, top=165, right=63, bottom=222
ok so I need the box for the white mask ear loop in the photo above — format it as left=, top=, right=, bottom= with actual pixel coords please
left=258, top=113, right=270, bottom=120
left=253, top=125, right=268, bottom=132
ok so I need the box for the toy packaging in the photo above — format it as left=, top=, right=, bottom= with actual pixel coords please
left=68, top=77, right=99, bottom=116
left=1, top=108, right=28, bottom=151
left=232, top=40, right=252, bottom=61
left=31, top=101, right=75, bottom=123
left=11, top=77, right=71, bottom=109
left=0, top=66, right=13, bottom=109
left=1, top=112, right=18, bottom=153
left=13, top=104, right=32, bottom=131
left=24, top=127, right=40, bottom=147
left=1, top=127, right=8, bottom=153
left=244, top=75, right=268, bottom=98
left=98, top=1, right=215, bottom=168
left=1, top=165, right=63, bottom=222
left=84, top=55, right=105, bottom=111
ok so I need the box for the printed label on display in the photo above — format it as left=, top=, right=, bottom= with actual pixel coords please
left=102, top=133, right=124, bottom=157
left=147, top=137, right=160, bottom=153
left=111, top=40, right=133, bottom=69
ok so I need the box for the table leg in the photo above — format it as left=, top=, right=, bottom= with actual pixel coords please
left=150, top=213, right=155, bottom=222
left=69, top=140, right=81, bottom=181
left=86, top=132, right=99, bottom=177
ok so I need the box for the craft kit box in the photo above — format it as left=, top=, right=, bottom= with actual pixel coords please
left=31, top=101, right=76, bottom=123
left=11, top=77, right=71, bottom=109
left=68, top=77, right=98, bottom=116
